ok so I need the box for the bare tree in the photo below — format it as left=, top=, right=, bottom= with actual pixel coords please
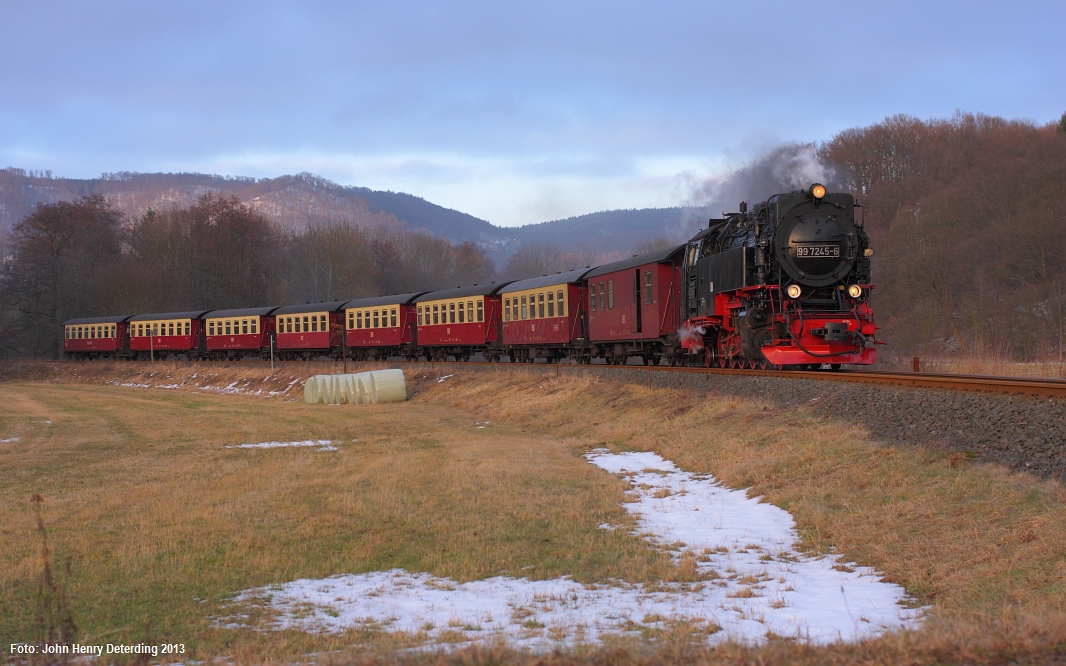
left=0, top=195, right=124, bottom=357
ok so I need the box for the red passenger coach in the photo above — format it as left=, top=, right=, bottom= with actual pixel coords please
left=344, top=292, right=426, bottom=360
left=585, top=245, right=686, bottom=365
left=273, top=301, right=347, bottom=360
left=500, top=268, right=592, bottom=363
left=414, top=283, right=513, bottom=361
left=128, top=311, right=210, bottom=360
left=203, top=306, right=279, bottom=360
left=63, top=316, right=131, bottom=359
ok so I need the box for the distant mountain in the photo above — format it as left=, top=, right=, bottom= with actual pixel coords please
left=0, top=167, right=702, bottom=265
left=508, top=207, right=712, bottom=261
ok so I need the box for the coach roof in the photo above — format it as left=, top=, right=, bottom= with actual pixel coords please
left=499, top=268, right=595, bottom=293
left=203, top=306, right=279, bottom=318
left=583, top=244, right=685, bottom=279
left=273, top=301, right=350, bottom=316
left=63, top=315, right=132, bottom=325
left=129, top=310, right=211, bottom=321
left=344, top=292, right=427, bottom=308
left=414, top=282, right=515, bottom=302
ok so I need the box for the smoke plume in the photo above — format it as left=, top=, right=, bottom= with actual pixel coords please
left=689, top=143, right=841, bottom=217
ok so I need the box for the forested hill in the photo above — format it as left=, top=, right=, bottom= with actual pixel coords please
left=0, top=170, right=510, bottom=245
left=0, top=169, right=693, bottom=262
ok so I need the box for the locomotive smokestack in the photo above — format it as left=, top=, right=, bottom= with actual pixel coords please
left=739, top=201, right=747, bottom=214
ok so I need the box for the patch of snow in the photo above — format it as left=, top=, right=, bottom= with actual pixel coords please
left=0, top=437, right=19, bottom=443
left=437, top=374, right=455, bottom=383
left=230, top=449, right=921, bottom=649
left=227, top=440, right=338, bottom=451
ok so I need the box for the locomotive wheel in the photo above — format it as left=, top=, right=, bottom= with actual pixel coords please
left=747, top=359, right=758, bottom=370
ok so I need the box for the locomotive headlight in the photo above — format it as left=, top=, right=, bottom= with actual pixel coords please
left=848, top=285, right=862, bottom=298
left=786, top=284, right=802, bottom=299
left=809, top=183, right=826, bottom=199
left=864, top=248, right=874, bottom=257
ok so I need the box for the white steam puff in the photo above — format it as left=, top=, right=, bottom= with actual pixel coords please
left=770, top=145, right=836, bottom=191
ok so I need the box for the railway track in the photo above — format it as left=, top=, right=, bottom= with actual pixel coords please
left=401, top=359, right=1066, bottom=398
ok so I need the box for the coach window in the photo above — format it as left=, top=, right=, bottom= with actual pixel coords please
left=557, top=290, right=564, bottom=315
left=645, top=271, right=653, bottom=304
left=226, top=320, right=231, bottom=335
left=590, top=286, right=597, bottom=311
left=547, top=291, right=555, bottom=318
left=370, top=310, right=376, bottom=328
left=312, top=315, right=319, bottom=332
left=320, top=315, right=326, bottom=331
left=504, top=299, right=510, bottom=322
left=251, top=319, right=257, bottom=334
left=433, top=304, right=439, bottom=324
left=537, top=293, right=544, bottom=318
left=599, top=283, right=606, bottom=310
left=458, top=301, right=465, bottom=323
left=608, top=281, right=614, bottom=309
left=520, top=295, right=527, bottom=319
left=390, top=309, right=397, bottom=327
left=477, top=299, right=483, bottom=322
left=185, top=322, right=191, bottom=335
left=240, top=319, right=246, bottom=335
left=444, top=302, right=451, bottom=324
left=169, top=322, right=176, bottom=336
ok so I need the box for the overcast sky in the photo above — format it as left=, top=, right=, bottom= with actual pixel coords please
left=1, top=1, right=1063, bottom=226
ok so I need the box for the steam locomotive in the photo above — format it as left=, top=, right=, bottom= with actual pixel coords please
left=63, top=185, right=878, bottom=369
left=680, top=183, right=877, bottom=368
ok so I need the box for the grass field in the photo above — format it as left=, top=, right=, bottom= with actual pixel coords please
left=2, top=361, right=1066, bottom=664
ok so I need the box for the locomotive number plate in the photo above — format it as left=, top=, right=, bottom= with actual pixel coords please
left=795, top=245, right=840, bottom=258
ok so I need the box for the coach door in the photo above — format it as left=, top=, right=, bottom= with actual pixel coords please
left=634, top=269, right=642, bottom=334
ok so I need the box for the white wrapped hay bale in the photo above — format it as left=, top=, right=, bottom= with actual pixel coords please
left=304, top=369, right=406, bottom=404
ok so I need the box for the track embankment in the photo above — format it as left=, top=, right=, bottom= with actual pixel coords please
left=437, top=362, right=1066, bottom=482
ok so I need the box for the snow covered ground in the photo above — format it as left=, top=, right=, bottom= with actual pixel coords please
left=227, top=440, right=338, bottom=451
left=230, top=449, right=922, bottom=648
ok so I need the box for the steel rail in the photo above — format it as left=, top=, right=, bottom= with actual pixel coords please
left=400, top=359, right=1066, bottom=398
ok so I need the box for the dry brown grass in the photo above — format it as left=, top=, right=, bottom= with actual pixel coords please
left=3, top=360, right=1066, bottom=664
left=876, top=351, right=1066, bottom=378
